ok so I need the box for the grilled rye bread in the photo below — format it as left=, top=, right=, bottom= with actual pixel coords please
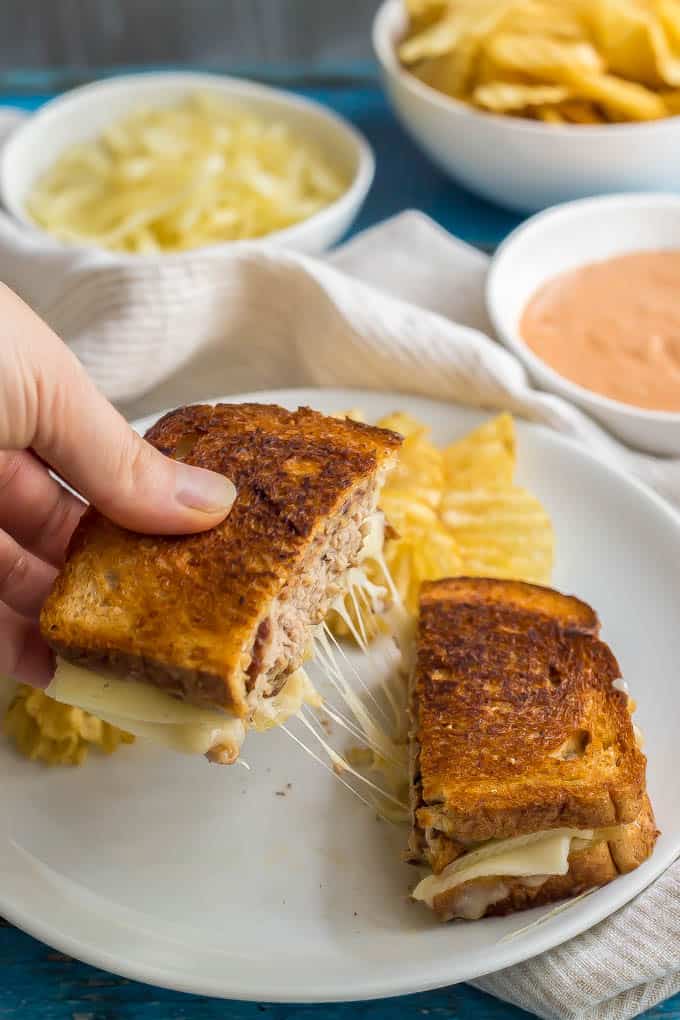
left=408, top=577, right=657, bottom=921
left=41, top=403, right=401, bottom=718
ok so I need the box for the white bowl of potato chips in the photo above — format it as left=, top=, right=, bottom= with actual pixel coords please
left=374, top=0, right=680, bottom=213
left=0, top=72, right=373, bottom=255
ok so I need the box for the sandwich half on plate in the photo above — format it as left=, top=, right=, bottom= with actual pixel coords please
left=40, top=402, right=402, bottom=763
left=408, top=577, right=658, bottom=921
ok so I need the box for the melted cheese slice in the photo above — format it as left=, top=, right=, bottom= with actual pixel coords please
left=94, top=710, right=245, bottom=757
left=47, top=659, right=316, bottom=757
left=48, top=660, right=236, bottom=726
left=251, top=667, right=321, bottom=731
left=412, top=828, right=595, bottom=907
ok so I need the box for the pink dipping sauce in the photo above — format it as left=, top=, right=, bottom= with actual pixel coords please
left=520, top=250, right=680, bottom=411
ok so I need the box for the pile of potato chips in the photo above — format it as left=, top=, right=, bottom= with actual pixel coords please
left=399, top=0, right=680, bottom=123
left=332, top=411, right=554, bottom=632
left=4, top=684, right=134, bottom=766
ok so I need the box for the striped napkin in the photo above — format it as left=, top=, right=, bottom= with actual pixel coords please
left=1, top=106, right=679, bottom=1019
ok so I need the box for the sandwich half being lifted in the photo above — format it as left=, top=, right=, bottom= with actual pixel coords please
left=40, top=402, right=402, bottom=764
left=408, top=577, right=658, bottom=921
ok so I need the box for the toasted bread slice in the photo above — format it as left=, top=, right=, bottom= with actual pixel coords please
left=411, top=578, right=648, bottom=847
left=41, top=403, right=401, bottom=717
left=428, top=794, right=658, bottom=921
left=408, top=577, right=657, bottom=921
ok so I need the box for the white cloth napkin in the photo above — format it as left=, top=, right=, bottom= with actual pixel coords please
left=1, top=107, right=679, bottom=1019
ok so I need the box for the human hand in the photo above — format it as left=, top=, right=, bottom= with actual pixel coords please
left=0, top=284, right=236, bottom=687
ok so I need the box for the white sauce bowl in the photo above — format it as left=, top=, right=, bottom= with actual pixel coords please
left=0, top=71, right=374, bottom=257
left=373, top=0, right=680, bottom=214
left=487, top=193, right=680, bottom=455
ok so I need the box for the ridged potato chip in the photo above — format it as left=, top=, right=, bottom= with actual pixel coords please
left=377, top=412, right=444, bottom=509
left=554, top=100, right=606, bottom=123
left=487, top=34, right=605, bottom=76
left=443, top=412, right=515, bottom=487
left=563, top=67, right=666, bottom=119
left=399, top=0, right=679, bottom=123
left=473, top=82, right=570, bottom=111
left=590, top=0, right=680, bottom=87
left=4, top=685, right=134, bottom=766
left=536, top=105, right=569, bottom=122
left=661, top=87, right=680, bottom=111
left=383, top=522, right=463, bottom=615
left=440, top=485, right=554, bottom=583
left=441, top=414, right=554, bottom=583
left=327, top=411, right=554, bottom=640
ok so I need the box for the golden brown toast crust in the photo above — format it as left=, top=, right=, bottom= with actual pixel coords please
left=41, top=403, right=401, bottom=714
left=413, top=578, right=648, bottom=843
left=430, top=796, right=658, bottom=921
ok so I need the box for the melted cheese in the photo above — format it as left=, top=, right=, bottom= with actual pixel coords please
left=251, top=667, right=321, bottom=731
left=94, top=710, right=245, bottom=757
left=449, top=880, right=512, bottom=920
left=47, top=659, right=315, bottom=757
left=358, top=510, right=385, bottom=564
left=412, top=828, right=595, bottom=907
left=48, top=660, right=237, bottom=726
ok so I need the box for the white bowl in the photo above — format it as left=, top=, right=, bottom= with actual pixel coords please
left=0, top=71, right=374, bottom=257
left=373, top=0, right=680, bottom=214
left=486, top=193, right=680, bottom=455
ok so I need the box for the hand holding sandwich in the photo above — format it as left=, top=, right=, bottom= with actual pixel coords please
left=0, top=284, right=236, bottom=686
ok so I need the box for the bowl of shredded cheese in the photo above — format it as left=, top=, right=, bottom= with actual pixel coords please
left=0, top=72, right=374, bottom=256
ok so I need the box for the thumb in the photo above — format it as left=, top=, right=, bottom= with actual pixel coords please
left=3, top=287, right=236, bottom=534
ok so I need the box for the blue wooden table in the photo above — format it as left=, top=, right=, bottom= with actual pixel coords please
left=0, top=77, right=677, bottom=1020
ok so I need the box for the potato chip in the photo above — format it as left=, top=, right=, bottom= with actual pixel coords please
left=398, top=0, right=680, bottom=123
left=556, top=100, right=607, bottom=123
left=441, top=417, right=553, bottom=582
left=384, top=522, right=463, bottom=616
left=4, top=684, right=134, bottom=766
left=377, top=411, right=431, bottom=438
left=440, top=485, right=554, bottom=583
left=566, top=68, right=667, bottom=118
left=399, top=11, right=470, bottom=64
left=658, top=0, right=680, bottom=51
left=443, top=412, right=515, bottom=487
left=496, top=1, right=588, bottom=41
left=590, top=0, right=680, bottom=87
left=535, top=105, right=569, bottom=122
left=377, top=412, right=444, bottom=507
left=403, top=1, right=515, bottom=97
left=590, top=3, right=659, bottom=84
left=660, top=87, right=680, bottom=111
left=487, top=33, right=605, bottom=76
left=327, top=411, right=554, bottom=641
left=487, top=31, right=666, bottom=118
left=405, top=0, right=449, bottom=18
left=473, top=82, right=571, bottom=111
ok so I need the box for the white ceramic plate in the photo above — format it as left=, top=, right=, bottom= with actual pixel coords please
left=1, top=387, right=678, bottom=1003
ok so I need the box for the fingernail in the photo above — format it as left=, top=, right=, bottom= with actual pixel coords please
left=175, top=464, right=237, bottom=513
